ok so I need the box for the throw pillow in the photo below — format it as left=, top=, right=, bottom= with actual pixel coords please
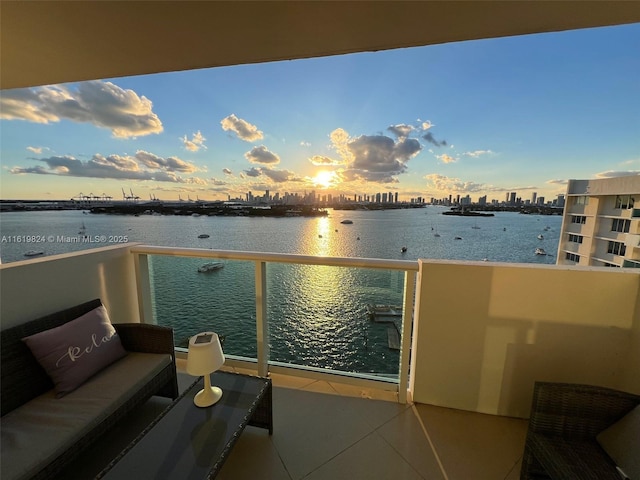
left=596, top=404, right=640, bottom=480
left=22, top=305, right=127, bottom=397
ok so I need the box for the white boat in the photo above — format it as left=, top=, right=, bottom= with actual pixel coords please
left=535, top=248, right=547, bottom=255
left=78, top=222, right=87, bottom=235
left=197, top=261, right=224, bottom=273
left=537, top=234, right=544, bottom=240
left=24, top=250, right=44, bottom=257
left=340, top=219, right=353, bottom=224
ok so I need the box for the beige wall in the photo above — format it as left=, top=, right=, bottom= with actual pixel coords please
left=0, top=244, right=139, bottom=329
left=410, top=260, right=640, bottom=418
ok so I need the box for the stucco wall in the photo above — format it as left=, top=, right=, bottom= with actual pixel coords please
left=0, top=244, right=140, bottom=329
left=410, top=260, right=640, bottom=418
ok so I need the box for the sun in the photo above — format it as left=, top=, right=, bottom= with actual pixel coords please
left=313, top=171, right=336, bottom=189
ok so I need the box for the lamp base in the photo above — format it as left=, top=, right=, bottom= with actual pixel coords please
left=194, top=385, right=223, bottom=407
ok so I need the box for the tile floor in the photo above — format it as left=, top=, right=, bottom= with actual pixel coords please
left=55, top=368, right=529, bottom=480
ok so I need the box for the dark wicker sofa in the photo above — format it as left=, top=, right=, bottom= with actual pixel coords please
left=0, top=299, right=179, bottom=480
left=521, top=381, right=640, bottom=480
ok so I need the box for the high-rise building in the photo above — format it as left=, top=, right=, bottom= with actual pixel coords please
left=531, top=192, right=537, bottom=204
left=509, top=192, right=517, bottom=205
left=557, top=176, right=640, bottom=268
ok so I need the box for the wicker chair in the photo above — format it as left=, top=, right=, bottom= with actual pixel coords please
left=520, top=382, right=640, bottom=480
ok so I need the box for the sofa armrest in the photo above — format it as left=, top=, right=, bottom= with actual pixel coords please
left=114, top=323, right=175, bottom=355
left=114, top=323, right=179, bottom=399
left=528, top=382, right=640, bottom=440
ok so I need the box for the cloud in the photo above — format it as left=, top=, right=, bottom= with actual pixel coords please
left=0, top=81, right=163, bottom=138
left=222, top=168, right=233, bottom=175
left=10, top=151, right=201, bottom=183
left=26, top=146, right=43, bottom=154
left=300, top=141, right=311, bottom=147
left=181, top=130, right=206, bottom=152
left=387, top=124, right=414, bottom=138
left=209, top=178, right=227, bottom=186
left=425, top=174, right=488, bottom=193
left=422, top=131, right=447, bottom=147
left=330, top=128, right=422, bottom=183
left=135, top=150, right=198, bottom=173
left=244, top=167, right=262, bottom=177
left=262, top=168, right=299, bottom=183
left=309, top=155, right=341, bottom=166
left=221, top=114, right=264, bottom=141
left=463, top=150, right=493, bottom=158
left=244, top=145, right=280, bottom=165
left=421, top=121, right=434, bottom=130
left=424, top=174, right=537, bottom=194
left=436, top=154, right=457, bottom=164
left=595, top=170, right=640, bottom=178
left=547, top=179, right=569, bottom=185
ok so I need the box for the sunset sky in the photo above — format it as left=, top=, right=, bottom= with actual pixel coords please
left=1, top=23, right=639, bottom=202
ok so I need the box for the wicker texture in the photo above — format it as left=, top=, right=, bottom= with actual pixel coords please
left=0, top=299, right=179, bottom=480
left=521, top=382, right=640, bottom=480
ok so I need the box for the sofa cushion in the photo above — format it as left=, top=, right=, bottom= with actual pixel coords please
left=597, top=405, right=640, bottom=480
left=0, top=352, right=172, bottom=480
left=22, top=306, right=127, bottom=397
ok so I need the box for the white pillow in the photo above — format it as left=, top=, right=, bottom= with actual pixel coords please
left=596, top=404, right=640, bottom=480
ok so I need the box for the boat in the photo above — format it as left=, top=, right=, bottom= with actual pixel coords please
left=197, top=234, right=210, bottom=238
left=401, top=246, right=407, bottom=253
left=537, top=234, right=544, bottom=240
left=454, top=236, right=463, bottom=240
left=340, top=219, right=353, bottom=224
left=24, top=250, right=44, bottom=257
left=197, top=261, right=224, bottom=273
left=535, top=248, right=547, bottom=255
left=78, top=222, right=87, bottom=235
left=472, top=221, right=480, bottom=229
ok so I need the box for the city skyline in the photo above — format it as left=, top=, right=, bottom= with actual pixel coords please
left=1, top=23, right=639, bottom=202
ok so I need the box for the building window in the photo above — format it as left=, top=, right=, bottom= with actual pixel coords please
left=602, top=262, right=620, bottom=268
left=615, top=195, right=635, bottom=209
left=571, top=215, right=586, bottom=224
left=565, top=252, right=580, bottom=263
left=574, top=196, right=589, bottom=206
left=611, top=218, right=631, bottom=233
left=607, top=241, right=627, bottom=256
left=568, top=234, right=583, bottom=243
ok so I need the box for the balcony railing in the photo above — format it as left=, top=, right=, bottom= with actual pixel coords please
left=2, top=243, right=639, bottom=415
left=131, top=245, right=418, bottom=403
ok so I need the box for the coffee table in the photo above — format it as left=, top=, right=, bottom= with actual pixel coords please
left=97, top=371, right=272, bottom=479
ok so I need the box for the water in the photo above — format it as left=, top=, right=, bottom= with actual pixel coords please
left=0, top=207, right=562, bottom=376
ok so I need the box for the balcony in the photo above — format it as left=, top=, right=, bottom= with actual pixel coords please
left=1, top=244, right=639, bottom=478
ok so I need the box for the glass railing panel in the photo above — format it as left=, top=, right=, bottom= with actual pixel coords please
left=147, top=255, right=257, bottom=357
left=265, top=262, right=405, bottom=380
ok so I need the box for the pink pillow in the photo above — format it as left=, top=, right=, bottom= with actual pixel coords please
left=22, top=306, right=127, bottom=397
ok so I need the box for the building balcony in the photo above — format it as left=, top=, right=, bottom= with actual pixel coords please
left=1, top=244, right=639, bottom=479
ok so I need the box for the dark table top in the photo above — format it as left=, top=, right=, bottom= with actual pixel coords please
left=97, top=371, right=271, bottom=480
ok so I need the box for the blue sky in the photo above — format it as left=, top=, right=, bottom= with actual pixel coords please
left=1, top=23, right=639, bottom=202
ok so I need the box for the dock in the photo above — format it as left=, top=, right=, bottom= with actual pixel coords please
left=387, top=325, right=401, bottom=350
left=366, top=304, right=403, bottom=323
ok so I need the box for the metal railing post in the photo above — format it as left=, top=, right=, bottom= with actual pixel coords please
left=255, top=261, right=269, bottom=377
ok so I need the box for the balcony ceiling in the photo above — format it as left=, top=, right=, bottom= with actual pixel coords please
left=2, top=1, right=640, bottom=90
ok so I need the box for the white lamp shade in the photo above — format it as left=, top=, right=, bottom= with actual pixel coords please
left=186, top=332, right=225, bottom=376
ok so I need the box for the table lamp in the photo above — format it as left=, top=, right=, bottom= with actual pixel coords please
left=186, top=332, right=225, bottom=407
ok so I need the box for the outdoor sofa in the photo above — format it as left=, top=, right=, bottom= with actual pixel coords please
left=1, top=298, right=179, bottom=480
left=521, top=381, right=640, bottom=480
